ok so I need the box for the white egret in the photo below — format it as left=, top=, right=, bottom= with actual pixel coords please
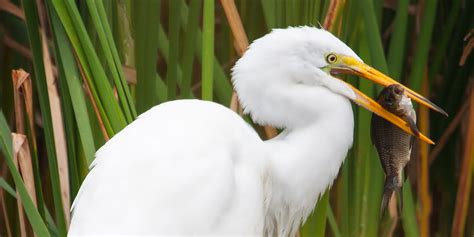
left=68, top=27, right=444, bottom=236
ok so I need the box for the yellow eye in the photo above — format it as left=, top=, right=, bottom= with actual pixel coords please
left=326, top=53, right=337, bottom=64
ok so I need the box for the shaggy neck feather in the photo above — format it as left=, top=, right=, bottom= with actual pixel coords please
left=260, top=87, right=354, bottom=237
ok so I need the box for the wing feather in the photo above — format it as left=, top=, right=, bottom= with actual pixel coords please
left=69, top=100, right=266, bottom=235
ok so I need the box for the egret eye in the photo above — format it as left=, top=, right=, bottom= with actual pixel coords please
left=326, top=53, right=338, bottom=64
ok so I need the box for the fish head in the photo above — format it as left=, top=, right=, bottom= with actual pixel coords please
left=377, top=85, right=406, bottom=115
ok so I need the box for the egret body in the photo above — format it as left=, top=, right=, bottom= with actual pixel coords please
left=69, top=27, right=443, bottom=236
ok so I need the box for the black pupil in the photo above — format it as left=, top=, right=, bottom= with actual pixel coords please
left=329, top=55, right=335, bottom=62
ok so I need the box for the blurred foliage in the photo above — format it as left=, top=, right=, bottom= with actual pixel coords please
left=0, top=0, right=472, bottom=236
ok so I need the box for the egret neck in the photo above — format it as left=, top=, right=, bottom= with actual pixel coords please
left=261, top=85, right=354, bottom=237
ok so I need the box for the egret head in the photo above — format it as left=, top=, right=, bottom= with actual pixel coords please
left=232, top=27, right=444, bottom=143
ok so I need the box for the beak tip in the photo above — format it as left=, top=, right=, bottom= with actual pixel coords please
left=420, top=135, right=435, bottom=145
left=434, top=105, right=448, bottom=117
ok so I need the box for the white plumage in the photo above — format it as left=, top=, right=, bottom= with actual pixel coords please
left=69, top=27, right=414, bottom=236
left=70, top=100, right=268, bottom=235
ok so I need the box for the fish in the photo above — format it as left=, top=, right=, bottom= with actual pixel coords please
left=370, top=84, right=419, bottom=216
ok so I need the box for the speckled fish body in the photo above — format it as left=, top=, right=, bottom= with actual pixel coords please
left=370, top=84, right=417, bottom=215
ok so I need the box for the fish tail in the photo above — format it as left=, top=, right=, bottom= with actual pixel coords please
left=380, top=174, right=403, bottom=217
left=380, top=178, right=395, bottom=217
left=380, top=187, right=393, bottom=217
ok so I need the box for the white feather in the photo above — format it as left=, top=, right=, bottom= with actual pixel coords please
left=70, top=100, right=267, bottom=235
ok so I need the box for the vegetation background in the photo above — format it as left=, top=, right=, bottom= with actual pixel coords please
left=0, top=0, right=472, bottom=236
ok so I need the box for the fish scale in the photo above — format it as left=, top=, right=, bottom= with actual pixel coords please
left=371, top=84, right=417, bottom=216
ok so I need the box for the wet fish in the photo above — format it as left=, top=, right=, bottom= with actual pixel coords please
left=371, top=84, right=418, bottom=216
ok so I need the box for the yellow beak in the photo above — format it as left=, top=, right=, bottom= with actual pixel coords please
left=341, top=56, right=447, bottom=116
left=335, top=56, right=446, bottom=145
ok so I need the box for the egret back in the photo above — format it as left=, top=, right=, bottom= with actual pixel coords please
left=69, top=100, right=267, bottom=235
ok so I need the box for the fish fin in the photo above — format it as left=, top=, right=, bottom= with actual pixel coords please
left=404, top=115, right=420, bottom=136
left=397, top=188, right=403, bottom=215
left=380, top=188, right=393, bottom=218
left=380, top=178, right=395, bottom=218
left=410, top=136, right=415, bottom=149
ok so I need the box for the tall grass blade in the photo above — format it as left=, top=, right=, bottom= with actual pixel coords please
left=133, top=0, right=161, bottom=112
left=12, top=134, right=37, bottom=206
left=284, top=0, right=295, bottom=26
left=21, top=0, right=68, bottom=233
left=155, top=25, right=188, bottom=100
left=181, top=0, right=201, bottom=98
left=51, top=0, right=127, bottom=136
left=408, top=0, right=438, bottom=92
left=86, top=0, right=136, bottom=122
left=11, top=69, right=46, bottom=219
left=387, top=0, right=409, bottom=81
left=428, top=0, right=461, bottom=83
left=339, top=157, right=352, bottom=237
left=301, top=191, right=329, bottom=237
left=114, top=0, right=135, bottom=67
left=167, top=0, right=181, bottom=100
left=220, top=0, right=249, bottom=56
left=0, top=112, right=49, bottom=236
left=44, top=208, right=58, bottom=236
left=202, top=0, right=215, bottom=101
left=418, top=73, right=432, bottom=237
left=402, top=179, right=420, bottom=237
left=49, top=3, right=96, bottom=166
left=12, top=133, right=35, bottom=237
left=98, top=1, right=136, bottom=120
left=0, top=178, right=16, bottom=198
left=36, top=1, right=71, bottom=223
left=312, top=0, right=321, bottom=24
left=275, top=0, right=284, bottom=27
left=260, top=0, right=276, bottom=30
left=54, top=74, right=81, bottom=199
left=451, top=88, right=474, bottom=237
left=327, top=205, right=342, bottom=237
left=320, top=0, right=330, bottom=25
left=322, top=0, right=337, bottom=30
left=179, top=0, right=233, bottom=104
left=359, top=0, right=388, bottom=73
